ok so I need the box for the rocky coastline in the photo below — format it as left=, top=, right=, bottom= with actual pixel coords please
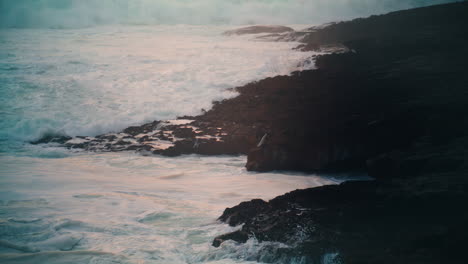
left=33, top=2, right=468, bottom=263
left=212, top=2, right=468, bottom=263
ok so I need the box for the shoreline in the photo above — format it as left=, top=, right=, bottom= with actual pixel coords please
left=31, top=2, right=468, bottom=263
left=211, top=2, right=468, bottom=263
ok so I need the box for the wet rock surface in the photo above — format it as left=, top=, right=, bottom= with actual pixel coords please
left=212, top=2, right=468, bottom=263
left=214, top=178, right=468, bottom=263
left=48, top=118, right=252, bottom=156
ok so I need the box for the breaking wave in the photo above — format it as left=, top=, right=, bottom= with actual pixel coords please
left=0, top=25, right=315, bottom=153
left=0, top=0, right=458, bottom=28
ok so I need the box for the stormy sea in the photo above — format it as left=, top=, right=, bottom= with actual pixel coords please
left=0, top=1, right=460, bottom=263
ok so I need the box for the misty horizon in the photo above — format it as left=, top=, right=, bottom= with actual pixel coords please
left=0, top=0, right=460, bottom=28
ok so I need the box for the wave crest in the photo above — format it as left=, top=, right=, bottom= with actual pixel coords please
left=0, top=0, right=456, bottom=28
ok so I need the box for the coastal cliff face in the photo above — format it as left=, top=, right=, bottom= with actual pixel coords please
left=243, top=2, right=468, bottom=174
left=212, top=2, right=468, bottom=263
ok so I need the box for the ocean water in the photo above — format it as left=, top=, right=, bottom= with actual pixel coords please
left=0, top=153, right=344, bottom=264
left=0, top=25, right=342, bottom=263
left=0, top=0, right=457, bottom=28
left=0, top=25, right=316, bottom=154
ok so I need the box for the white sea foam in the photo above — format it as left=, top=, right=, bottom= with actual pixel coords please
left=0, top=153, right=349, bottom=263
left=0, top=0, right=456, bottom=29
left=0, top=25, right=315, bottom=151
left=0, top=6, right=378, bottom=262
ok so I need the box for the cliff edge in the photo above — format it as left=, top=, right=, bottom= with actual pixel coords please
left=213, top=2, right=468, bottom=263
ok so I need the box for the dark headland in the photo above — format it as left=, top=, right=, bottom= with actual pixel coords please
left=38, top=1, right=468, bottom=263
left=212, top=2, right=468, bottom=263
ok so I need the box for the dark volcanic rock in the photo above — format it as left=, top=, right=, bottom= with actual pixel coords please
left=65, top=3, right=468, bottom=172
left=212, top=230, right=250, bottom=248
left=215, top=178, right=468, bottom=263
left=96, top=134, right=117, bottom=141
left=171, top=127, right=195, bottom=139
left=218, top=199, right=270, bottom=227
left=31, top=133, right=72, bottom=144
left=123, top=121, right=160, bottom=136
left=237, top=2, right=468, bottom=173
left=213, top=2, right=468, bottom=263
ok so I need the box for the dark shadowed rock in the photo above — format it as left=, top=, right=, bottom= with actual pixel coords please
left=172, top=127, right=195, bottom=139
left=218, top=199, right=270, bottom=226
left=213, top=2, right=468, bottom=263
left=31, top=133, right=72, bottom=144
left=96, top=134, right=117, bottom=141
left=214, top=178, right=468, bottom=263
left=123, top=121, right=160, bottom=136
left=212, top=230, right=250, bottom=247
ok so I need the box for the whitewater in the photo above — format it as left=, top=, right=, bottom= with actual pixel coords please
left=0, top=23, right=346, bottom=264
left=0, top=25, right=315, bottom=152
left=0, top=0, right=461, bottom=263
left=0, top=152, right=345, bottom=264
left=3, top=0, right=452, bottom=262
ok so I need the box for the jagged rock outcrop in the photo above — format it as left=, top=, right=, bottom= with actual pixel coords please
left=37, top=118, right=255, bottom=156
left=241, top=1, right=468, bottom=173
left=213, top=176, right=468, bottom=263
left=213, top=2, right=468, bottom=263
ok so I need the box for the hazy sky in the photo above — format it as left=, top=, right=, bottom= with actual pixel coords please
left=0, top=0, right=461, bottom=28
